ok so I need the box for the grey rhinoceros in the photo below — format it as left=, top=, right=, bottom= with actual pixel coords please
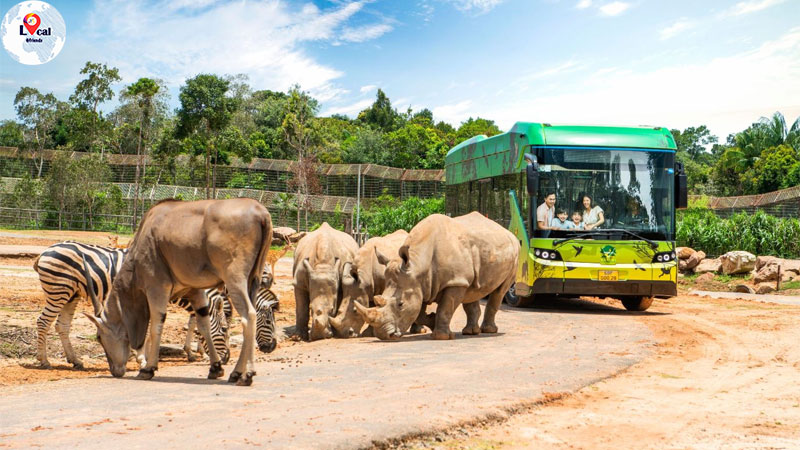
left=293, top=223, right=358, bottom=341
left=356, top=212, right=519, bottom=340
left=329, top=229, right=409, bottom=338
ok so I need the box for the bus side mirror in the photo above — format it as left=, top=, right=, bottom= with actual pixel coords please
left=675, top=161, right=688, bottom=209
left=524, top=153, right=539, bottom=196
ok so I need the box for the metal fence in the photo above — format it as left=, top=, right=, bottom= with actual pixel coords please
left=689, top=185, right=800, bottom=219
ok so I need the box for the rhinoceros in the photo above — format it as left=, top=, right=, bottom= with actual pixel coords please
left=356, top=212, right=519, bottom=340
left=293, top=222, right=358, bottom=341
left=329, top=229, right=409, bottom=338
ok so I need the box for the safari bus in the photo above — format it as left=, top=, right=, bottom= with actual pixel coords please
left=444, top=122, right=687, bottom=311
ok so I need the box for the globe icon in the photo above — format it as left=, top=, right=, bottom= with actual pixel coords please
left=2, top=1, right=66, bottom=65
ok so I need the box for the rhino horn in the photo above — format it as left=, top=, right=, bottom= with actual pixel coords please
left=373, top=294, right=387, bottom=307
left=354, top=302, right=379, bottom=323
left=328, top=314, right=343, bottom=331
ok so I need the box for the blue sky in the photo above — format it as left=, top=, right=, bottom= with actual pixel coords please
left=1, top=0, right=799, bottom=140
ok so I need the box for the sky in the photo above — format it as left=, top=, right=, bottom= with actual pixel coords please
left=1, top=0, right=799, bottom=141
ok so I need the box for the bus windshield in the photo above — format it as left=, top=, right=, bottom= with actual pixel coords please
left=533, top=147, right=675, bottom=241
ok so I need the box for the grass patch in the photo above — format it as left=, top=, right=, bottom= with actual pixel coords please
left=714, top=274, right=749, bottom=284
left=780, top=280, right=800, bottom=291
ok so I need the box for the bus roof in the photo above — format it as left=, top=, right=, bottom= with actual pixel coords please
left=445, top=122, right=676, bottom=185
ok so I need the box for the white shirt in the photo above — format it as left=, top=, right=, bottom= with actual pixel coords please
left=583, top=205, right=604, bottom=226
left=537, top=202, right=554, bottom=229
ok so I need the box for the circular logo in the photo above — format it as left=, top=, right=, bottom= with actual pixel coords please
left=2, top=1, right=66, bottom=65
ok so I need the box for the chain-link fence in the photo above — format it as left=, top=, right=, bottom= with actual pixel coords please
left=689, top=185, right=800, bottom=219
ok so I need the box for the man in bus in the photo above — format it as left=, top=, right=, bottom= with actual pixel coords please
left=536, top=192, right=557, bottom=232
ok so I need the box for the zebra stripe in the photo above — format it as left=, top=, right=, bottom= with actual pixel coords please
left=170, top=291, right=230, bottom=364
left=254, top=288, right=279, bottom=353
left=34, top=242, right=126, bottom=369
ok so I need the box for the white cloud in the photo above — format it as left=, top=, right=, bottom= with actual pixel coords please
left=598, top=1, right=630, bottom=16
left=79, top=0, right=386, bottom=102
left=660, top=18, right=694, bottom=40
left=359, top=84, right=378, bottom=94
left=727, top=0, right=786, bottom=16
left=443, top=0, right=504, bottom=15
left=450, top=27, right=800, bottom=141
left=515, top=61, right=582, bottom=84
left=575, top=0, right=592, bottom=9
left=338, top=23, right=393, bottom=43
left=321, top=98, right=374, bottom=117
left=432, top=100, right=473, bottom=125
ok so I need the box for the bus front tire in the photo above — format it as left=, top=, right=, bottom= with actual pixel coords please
left=504, top=286, right=536, bottom=308
left=620, top=296, right=654, bottom=311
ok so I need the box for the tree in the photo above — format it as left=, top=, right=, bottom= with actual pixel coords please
left=358, top=89, right=401, bottom=132
left=282, top=85, right=322, bottom=229
left=341, top=127, right=385, bottom=164
left=121, top=77, right=161, bottom=224
left=742, top=144, right=800, bottom=194
left=176, top=74, right=236, bottom=198
left=671, top=125, right=718, bottom=161
left=272, top=192, right=296, bottom=227
left=70, top=61, right=122, bottom=153
left=0, top=120, right=24, bottom=147
left=384, top=123, right=448, bottom=169
left=13, top=87, right=61, bottom=176
left=454, top=117, right=501, bottom=145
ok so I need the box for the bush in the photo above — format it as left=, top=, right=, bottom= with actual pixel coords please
left=361, top=196, right=444, bottom=236
left=677, top=209, right=800, bottom=258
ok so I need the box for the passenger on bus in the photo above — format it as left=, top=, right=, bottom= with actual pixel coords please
left=551, top=209, right=569, bottom=229
left=536, top=192, right=557, bottom=230
left=581, top=194, right=604, bottom=230
left=564, top=211, right=584, bottom=230
left=619, top=197, right=649, bottom=226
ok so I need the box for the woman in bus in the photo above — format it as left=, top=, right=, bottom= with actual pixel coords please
left=581, top=194, right=605, bottom=230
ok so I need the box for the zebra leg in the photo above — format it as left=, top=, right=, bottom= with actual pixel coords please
left=36, top=295, right=69, bottom=369
left=184, top=314, right=197, bottom=362
left=187, top=289, right=223, bottom=379
left=55, top=299, right=83, bottom=369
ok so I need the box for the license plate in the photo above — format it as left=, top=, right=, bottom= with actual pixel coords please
left=598, top=270, right=618, bottom=281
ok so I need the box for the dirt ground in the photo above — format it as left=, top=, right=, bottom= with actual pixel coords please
left=1, top=229, right=799, bottom=448
left=400, top=295, right=800, bottom=449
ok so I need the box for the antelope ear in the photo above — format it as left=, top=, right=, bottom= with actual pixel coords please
left=83, top=312, right=110, bottom=334
left=374, top=247, right=390, bottom=266
left=373, top=295, right=387, bottom=307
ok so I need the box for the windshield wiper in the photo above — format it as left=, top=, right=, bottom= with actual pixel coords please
left=553, top=228, right=659, bottom=249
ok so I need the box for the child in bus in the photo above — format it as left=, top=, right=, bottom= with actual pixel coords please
left=564, top=211, right=584, bottom=230
left=550, top=209, right=569, bottom=229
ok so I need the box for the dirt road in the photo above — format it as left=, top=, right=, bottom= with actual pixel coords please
left=0, top=299, right=652, bottom=449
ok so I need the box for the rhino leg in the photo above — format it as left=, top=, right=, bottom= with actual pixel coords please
left=295, top=287, right=310, bottom=341
left=461, top=301, right=482, bottom=335
left=481, top=282, right=509, bottom=334
left=409, top=309, right=434, bottom=334
left=432, top=287, right=464, bottom=340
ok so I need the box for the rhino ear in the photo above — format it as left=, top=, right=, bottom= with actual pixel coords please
left=334, top=257, right=342, bottom=274
left=399, top=245, right=410, bottom=269
left=302, top=258, right=312, bottom=273
left=374, top=247, right=390, bottom=266
left=342, top=262, right=355, bottom=283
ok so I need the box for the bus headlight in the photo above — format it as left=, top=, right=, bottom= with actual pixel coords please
left=534, top=248, right=562, bottom=261
left=542, top=251, right=550, bottom=259
left=534, top=249, right=541, bottom=257
left=652, top=252, right=675, bottom=263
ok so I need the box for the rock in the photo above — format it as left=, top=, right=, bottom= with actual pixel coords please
left=755, top=255, right=781, bottom=271
left=272, top=227, right=296, bottom=241
left=694, top=258, right=722, bottom=274
left=754, top=263, right=780, bottom=284
left=782, top=271, right=795, bottom=282
left=781, top=259, right=800, bottom=274
left=755, top=283, right=776, bottom=295
left=288, top=231, right=307, bottom=243
left=677, top=247, right=696, bottom=260
left=685, top=251, right=706, bottom=271
left=678, top=259, right=689, bottom=272
left=733, top=284, right=755, bottom=294
left=695, top=272, right=715, bottom=284
left=720, top=251, right=756, bottom=275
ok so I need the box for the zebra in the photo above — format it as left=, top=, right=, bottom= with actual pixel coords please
left=170, top=293, right=230, bottom=364
left=33, top=242, right=228, bottom=369
left=254, top=288, right=280, bottom=353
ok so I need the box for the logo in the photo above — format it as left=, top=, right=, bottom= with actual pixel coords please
left=600, top=245, right=616, bottom=264
left=2, top=1, right=66, bottom=65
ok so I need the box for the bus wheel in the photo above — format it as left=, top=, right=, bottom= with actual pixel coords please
left=621, top=296, right=654, bottom=311
left=504, top=285, right=535, bottom=308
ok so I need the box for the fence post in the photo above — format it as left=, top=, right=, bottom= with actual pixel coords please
left=83, top=211, right=86, bottom=231
left=355, top=164, right=361, bottom=236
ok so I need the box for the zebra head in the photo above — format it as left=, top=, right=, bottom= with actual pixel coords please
left=256, top=289, right=279, bottom=353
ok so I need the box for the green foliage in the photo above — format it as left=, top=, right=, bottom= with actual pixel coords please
left=358, top=89, right=401, bottom=132
left=0, top=120, right=24, bottom=147
left=384, top=123, right=448, bottom=169
left=454, top=117, right=502, bottom=145
left=741, top=144, right=800, bottom=194
left=226, top=172, right=266, bottom=189
left=677, top=209, right=800, bottom=258
left=360, top=196, right=444, bottom=236
left=69, top=61, right=121, bottom=113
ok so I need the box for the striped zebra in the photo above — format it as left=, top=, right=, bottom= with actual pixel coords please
left=170, top=294, right=230, bottom=364
left=33, top=242, right=227, bottom=369
left=254, top=288, right=279, bottom=353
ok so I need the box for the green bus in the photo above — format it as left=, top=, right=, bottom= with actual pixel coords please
left=444, top=122, right=687, bottom=311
